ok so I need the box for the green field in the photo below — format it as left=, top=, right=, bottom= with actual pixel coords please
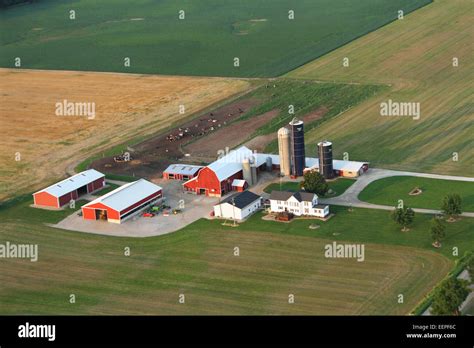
left=359, top=176, right=474, bottom=211
left=0, top=0, right=431, bottom=77
left=236, top=80, right=385, bottom=142
left=288, top=0, right=473, bottom=175
left=264, top=178, right=355, bottom=197
left=1, top=196, right=473, bottom=315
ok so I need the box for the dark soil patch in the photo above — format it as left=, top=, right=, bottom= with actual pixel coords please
left=183, top=109, right=280, bottom=158
left=91, top=98, right=260, bottom=179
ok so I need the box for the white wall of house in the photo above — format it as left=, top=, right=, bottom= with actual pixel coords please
left=214, top=199, right=261, bottom=221
left=270, top=194, right=329, bottom=217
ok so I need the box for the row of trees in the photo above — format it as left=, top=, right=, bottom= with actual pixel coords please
left=430, top=255, right=473, bottom=315
left=390, top=193, right=463, bottom=247
left=390, top=195, right=469, bottom=315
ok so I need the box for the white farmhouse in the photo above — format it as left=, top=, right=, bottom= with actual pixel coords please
left=269, top=191, right=329, bottom=218
left=214, top=191, right=262, bottom=221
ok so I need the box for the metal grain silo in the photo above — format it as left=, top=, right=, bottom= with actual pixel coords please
left=266, top=156, right=273, bottom=172
left=277, top=127, right=291, bottom=176
left=242, top=158, right=253, bottom=186
left=289, top=118, right=306, bottom=177
left=318, top=141, right=334, bottom=179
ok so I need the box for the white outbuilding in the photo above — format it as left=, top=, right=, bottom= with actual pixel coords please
left=213, top=191, right=262, bottom=221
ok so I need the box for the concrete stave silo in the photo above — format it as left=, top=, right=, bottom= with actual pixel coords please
left=277, top=127, right=291, bottom=176
left=242, top=158, right=253, bottom=186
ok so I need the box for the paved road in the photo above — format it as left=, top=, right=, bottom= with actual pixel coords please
left=317, top=168, right=474, bottom=217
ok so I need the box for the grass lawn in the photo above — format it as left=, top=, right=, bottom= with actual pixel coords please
left=0, top=0, right=431, bottom=77
left=209, top=206, right=474, bottom=261
left=264, top=178, right=355, bottom=197
left=0, top=195, right=89, bottom=225
left=1, top=193, right=472, bottom=315
left=359, top=176, right=474, bottom=211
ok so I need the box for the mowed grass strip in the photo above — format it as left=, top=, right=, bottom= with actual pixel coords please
left=359, top=176, right=474, bottom=211
left=288, top=0, right=473, bottom=175
left=0, top=221, right=451, bottom=315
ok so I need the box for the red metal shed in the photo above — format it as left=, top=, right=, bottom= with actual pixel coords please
left=33, top=169, right=105, bottom=208
left=82, top=179, right=162, bottom=224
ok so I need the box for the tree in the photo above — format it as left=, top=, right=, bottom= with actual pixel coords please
left=430, top=217, right=446, bottom=248
left=431, top=277, right=470, bottom=315
left=467, top=255, right=474, bottom=285
left=442, top=194, right=462, bottom=221
left=301, top=171, right=328, bottom=196
left=391, top=206, right=415, bottom=232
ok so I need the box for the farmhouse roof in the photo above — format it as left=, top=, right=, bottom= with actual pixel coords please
left=34, top=169, right=104, bottom=197
left=220, top=191, right=261, bottom=209
left=270, top=191, right=316, bottom=202
left=83, top=179, right=162, bottom=212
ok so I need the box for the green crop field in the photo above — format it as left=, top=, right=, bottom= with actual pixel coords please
left=1, top=196, right=472, bottom=315
left=359, top=176, right=474, bottom=211
left=288, top=0, right=473, bottom=175
left=237, top=79, right=385, bottom=139
left=0, top=0, right=431, bottom=77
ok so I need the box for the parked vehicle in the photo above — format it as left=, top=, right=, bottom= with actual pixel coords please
left=142, top=212, right=154, bottom=218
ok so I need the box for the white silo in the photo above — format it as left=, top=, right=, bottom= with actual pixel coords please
left=249, top=155, right=258, bottom=185
left=278, top=127, right=291, bottom=176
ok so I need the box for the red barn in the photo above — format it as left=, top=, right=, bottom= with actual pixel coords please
left=33, top=169, right=105, bottom=208
left=183, top=146, right=265, bottom=197
left=81, top=179, right=162, bottom=224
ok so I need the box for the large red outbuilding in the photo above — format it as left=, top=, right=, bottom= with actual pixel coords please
left=183, top=146, right=264, bottom=197
left=81, top=179, right=162, bottom=224
left=33, top=169, right=105, bottom=208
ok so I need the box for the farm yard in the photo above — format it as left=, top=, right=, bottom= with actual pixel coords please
left=0, top=68, right=251, bottom=200
left=1, top=197, right=466, bottom=315
left=0, top=0, right=432, bottom=77
left=0, top=0, right=472, bottom=319
left=358, top=176, right=474, bottom=211
left=289, top=0, right=473, bottom=175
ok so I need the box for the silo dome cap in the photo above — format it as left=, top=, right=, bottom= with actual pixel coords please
left=289, top=117, right=303, bottom=126
left=318, top=141, right=333, bottom=146
left=278, top=127, right=290, bottom=135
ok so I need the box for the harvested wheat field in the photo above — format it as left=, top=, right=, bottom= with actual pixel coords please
left=0, top=69, right=251, bottom=200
